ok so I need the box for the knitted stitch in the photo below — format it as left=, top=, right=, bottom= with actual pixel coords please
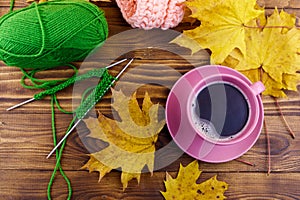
left=116, top=0, right=185, bottom=30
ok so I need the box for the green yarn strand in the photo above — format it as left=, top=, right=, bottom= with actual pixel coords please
left=48, top=95, right=73, bottom=200
left=9, top=0, right=15, bottom=12
left=0, top=0, right=108, bottom=69
left=20, top=64, right=78, bottom=90
left=53, top=94, right=73, bottom=114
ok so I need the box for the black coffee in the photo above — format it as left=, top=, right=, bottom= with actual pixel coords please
left=192, top=83, right=249, bottom=139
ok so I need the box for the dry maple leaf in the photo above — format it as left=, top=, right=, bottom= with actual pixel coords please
left=81, top=89, right=165, bottom=190
left=172, top=0, right=264, bottom=64
left=161, top=160, right=228, bottom=200
left=222, top=9, right=300, bottom=97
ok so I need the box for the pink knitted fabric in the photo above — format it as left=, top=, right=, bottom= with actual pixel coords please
left=116, top=0, right=185, bottom=30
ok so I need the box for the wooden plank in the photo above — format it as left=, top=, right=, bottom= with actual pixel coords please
left=258, top=0, right=300, bottom=8
left=0, top=0, right=28, bottom=7
left=1, top=170, right=300, bottom=200
left=1, top=100, right=300, bottom=172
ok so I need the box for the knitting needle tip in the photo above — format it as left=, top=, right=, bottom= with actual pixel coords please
left=116, top=58, right=133, bottom=78
left=46, top=119, right=82, bottom=159
left=106, top=58, right=127, bottom=69
left=6, top=98, right=35, bottom=111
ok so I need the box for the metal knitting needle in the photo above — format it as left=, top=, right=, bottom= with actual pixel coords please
left=46, top=58, right=134, bottom=159
left=6, top=98, right=36, bottom=111
left=6, top=58, right=128, bottom=111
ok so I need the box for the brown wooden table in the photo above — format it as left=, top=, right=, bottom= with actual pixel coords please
left=1, top=0, right=300, bottom=199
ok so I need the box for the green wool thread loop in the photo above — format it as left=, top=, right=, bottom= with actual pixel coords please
left=20, top=64, right=78, bottom=90
left=0, top=0, right=108, bottom=69
left=53, top=93, right=74, bottom=114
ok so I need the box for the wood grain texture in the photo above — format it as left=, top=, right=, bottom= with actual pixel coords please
left=0, top=0, right=300, bottom=199
left=2, top=170, right=300, bottom=200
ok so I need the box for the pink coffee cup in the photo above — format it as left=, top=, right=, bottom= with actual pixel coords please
left=186, top=69, right=265, bottom=145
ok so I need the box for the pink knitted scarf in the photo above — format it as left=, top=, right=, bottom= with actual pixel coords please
left=116, top=0, right=185, bottom=30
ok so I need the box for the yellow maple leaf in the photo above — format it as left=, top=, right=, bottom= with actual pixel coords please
left=172, top=0, right=264, bottom=63
left=81, top=89, right=165, bottom=190
left=223, top=9, right=300, bottom=97
left=161, top=160, right=228, bottom=200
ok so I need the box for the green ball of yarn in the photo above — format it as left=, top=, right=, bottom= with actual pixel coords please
left=0, top=0, right=108, bottom=69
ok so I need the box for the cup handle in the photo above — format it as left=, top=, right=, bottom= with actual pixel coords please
left=250, top=81, right=265, bottom=96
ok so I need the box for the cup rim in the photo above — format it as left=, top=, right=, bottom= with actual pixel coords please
left=186, top=73, right=261, bottom=145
